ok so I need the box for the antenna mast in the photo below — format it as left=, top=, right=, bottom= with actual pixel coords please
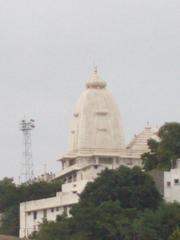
left=20, top=119, right=35, bottom=182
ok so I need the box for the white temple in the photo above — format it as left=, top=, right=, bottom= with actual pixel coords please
left=19, top=68, right=157, bottom=238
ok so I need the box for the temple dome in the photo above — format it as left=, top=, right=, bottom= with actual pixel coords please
left=66, top=67, right=124, bottom=157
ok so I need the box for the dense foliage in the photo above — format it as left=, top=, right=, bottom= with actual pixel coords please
left=168, top=227, right=180, bottom=240
left=0, top=178, right=62, bottom=236
left=34, top=203, right=180, bottom=240
left=33, top=166, right=180, bottom=240
left=142, top=122, right=180, bottom=171
left=79, top=166, right=161, bottom=210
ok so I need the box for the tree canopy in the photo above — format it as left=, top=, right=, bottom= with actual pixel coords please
left=142, top=122, right=180, bottom=171
left=35, top=202, right=180, bottom=240
left=34, top=167, right=180, bottom=240
left=169, top=227, right=180, bottom=240
left=0, top=178, right=62, bottom=236
left=136, top=203, right=180, bottom=240
left=78, top=166, right=162, bottom=210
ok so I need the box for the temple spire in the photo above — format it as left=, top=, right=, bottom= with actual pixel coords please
left=86, top=66, right=106, bottom=89
left=91, top=65, right=99, bottom=81
left=94, top=65, right=98, bottom=74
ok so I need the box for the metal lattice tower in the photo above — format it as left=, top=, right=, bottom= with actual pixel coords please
left=20, top=119, right=35, bottom=182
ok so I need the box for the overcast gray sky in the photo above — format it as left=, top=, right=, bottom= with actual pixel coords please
left=0, top=0, right=179, bottom=181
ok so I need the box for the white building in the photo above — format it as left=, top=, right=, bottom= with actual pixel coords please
left=19, top=68, right=157, bottom=238
left=164, top=159, right=180, bottom=203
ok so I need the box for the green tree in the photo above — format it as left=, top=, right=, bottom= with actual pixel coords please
left=0, top=205, right=19, bottom=236
left=18, top=180, right=62, bottom=202
left=35, top=202, right=180, bottom=240
left=0, top=179, right=62, bottom=236
left=33, top=168, right=180, bottom=240
left=79, top=166, right=162, bottom=210
left=0, top=178, right=18, bottom=211
left=142, top=122, right=180, bottom=171
left=33, top=216, right=88, bottom=240
left=71, top=201, right=139, bottom=240
left=135, top=203, right=180, bottom=240
left=169, top=227, right=180, bottom=240
left=34, top=167, right=162, bottom=240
